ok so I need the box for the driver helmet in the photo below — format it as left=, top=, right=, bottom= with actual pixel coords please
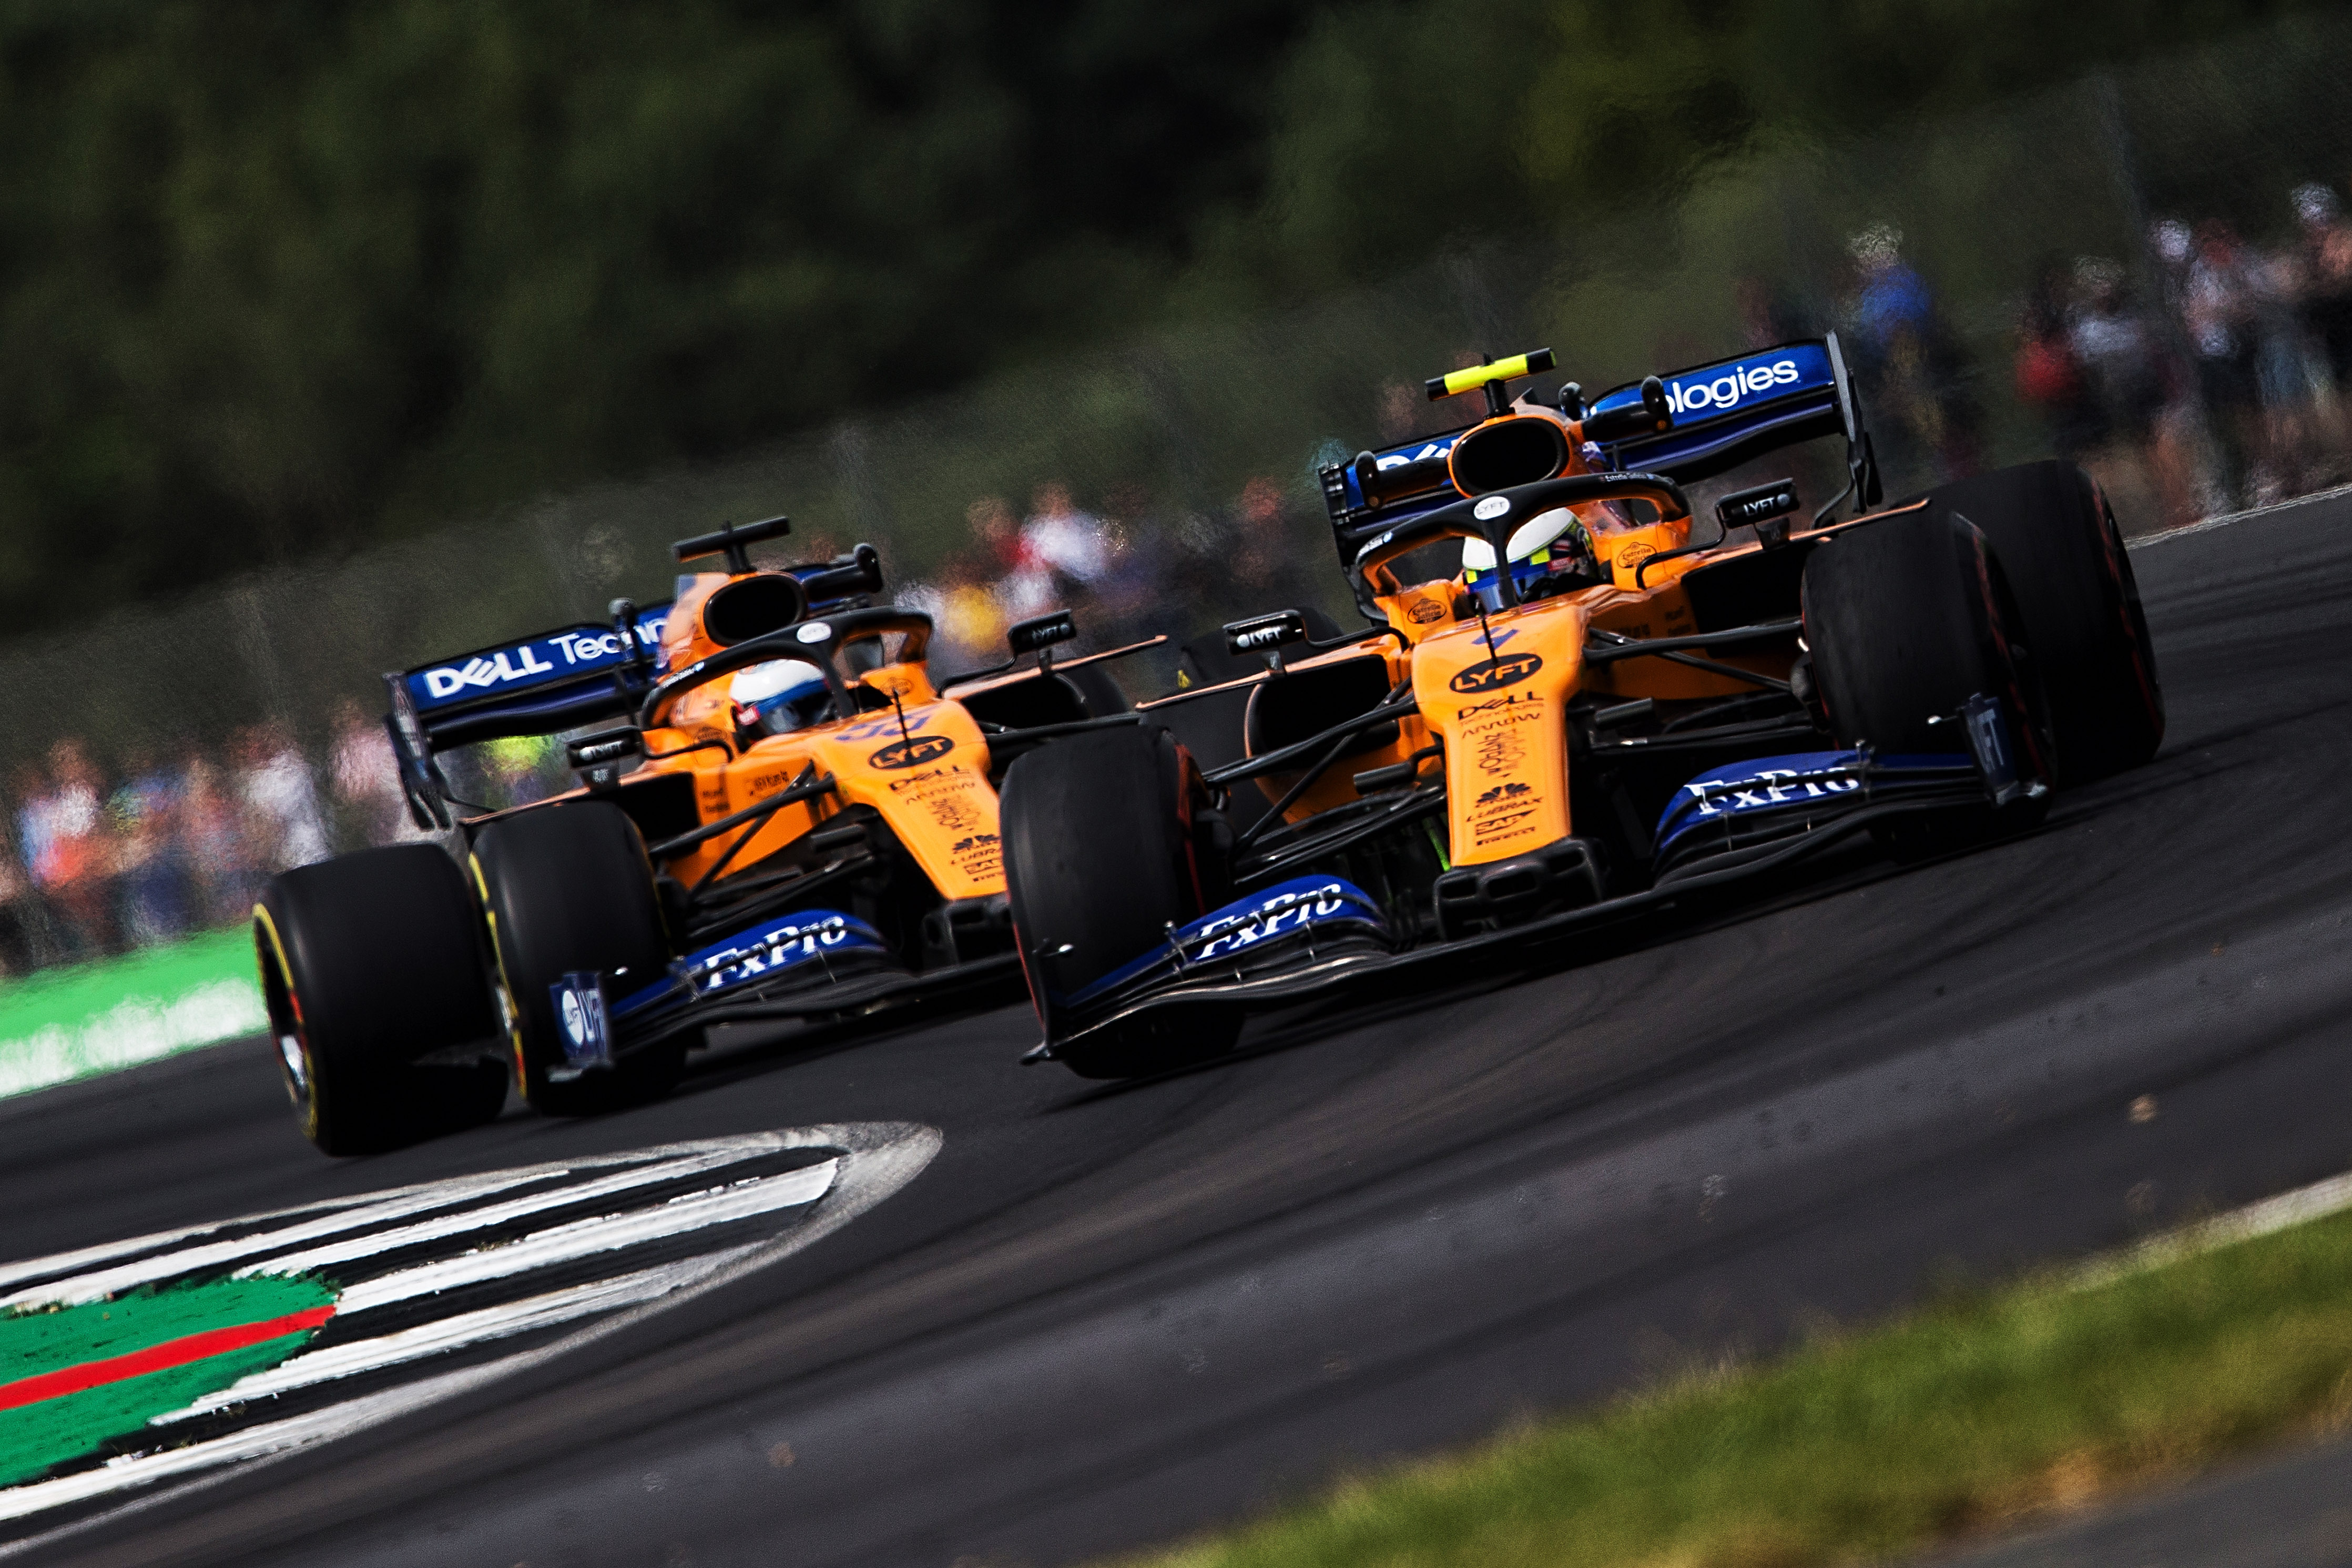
left=729, top=658, right=831, bottom=736
left=1459, top=507, right=1598, bottom=612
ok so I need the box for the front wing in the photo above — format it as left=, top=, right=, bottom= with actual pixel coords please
left=548, top=906, right=1021, bottom=1073
left=1024, top=745, right=2018, bottom=1063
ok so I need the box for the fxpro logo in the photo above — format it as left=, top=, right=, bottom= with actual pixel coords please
left=1664, top=358, right=1800, bottom=417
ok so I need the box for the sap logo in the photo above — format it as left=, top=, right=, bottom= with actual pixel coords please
left=1373, top=437, right=1458, bottom=472
left=422, top=646, right=557, bottom=699
left=1664, top=359, right=1801, bottom=416
left=869, top=735, right=955, bottom=770
left=1474, top=781, right=1532, bottom=807
left=1449, top=653, right=1544, bottom=695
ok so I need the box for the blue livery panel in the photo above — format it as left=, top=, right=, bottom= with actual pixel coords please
left=404, top=604, right=674, bottom=718
left=1655, top=748, right=1980, bottom=857
left=1337, top=432, right=1465, bottom=514
left=1588, top=339, right=1852, bottom=483
left=610, top=909, right=893, bottom=1024
left=1067, top=876, right=1392, bottom=1010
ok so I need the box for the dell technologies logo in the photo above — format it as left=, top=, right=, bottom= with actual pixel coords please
left=1664, top=358, right=1801, bottom=417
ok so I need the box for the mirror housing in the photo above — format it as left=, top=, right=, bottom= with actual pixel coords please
left=1009, top=610, right=1077, bottom=659
left=566, top=726, right=645, bottom=792
left=1716, top=479, right=1799, bottom=548
left=1223, top=608, right=1307, bottom=675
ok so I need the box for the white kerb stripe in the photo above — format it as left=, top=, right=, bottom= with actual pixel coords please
left=235, top=1147, right=782, bottom=1281
left=2, top=1170, right=552, bottom=1310
left=328, top=1158, right=839, bottom=1314
left=0, top=1131, right=798, bottom=1301
left=152, top=1246, right=763, bottom=1423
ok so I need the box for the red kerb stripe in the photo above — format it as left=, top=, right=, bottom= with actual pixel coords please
left=0, top=1305, right=337, bottom=1412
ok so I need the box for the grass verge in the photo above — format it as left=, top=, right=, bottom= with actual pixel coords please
left=1132, top=1205, right=2352, bottom=1568
left=0, top=929, right=264, bottom=1101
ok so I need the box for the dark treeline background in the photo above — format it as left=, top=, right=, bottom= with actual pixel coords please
left=0, top=0, right=2325, bottom=628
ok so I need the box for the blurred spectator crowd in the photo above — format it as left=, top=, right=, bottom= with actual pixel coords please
left=2009, top=184, right=2352, bottom=518
left=901, top=476, right=1327, bottom=675
left=0, top=702, right=424, bottom=975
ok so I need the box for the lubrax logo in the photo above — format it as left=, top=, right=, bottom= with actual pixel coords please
left=1449, top=653, right=1544, bottom=695
left=868, top=735, right=955, bottom=770
left=1664, top=358, right=1801, bottom=416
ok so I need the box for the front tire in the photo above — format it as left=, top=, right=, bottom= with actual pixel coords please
left=472, top=802, right=683, bottom=1116
left=1000, top=725, right=1239, bottom=1077
left=256, top=846, right=506, bottom=1157
left=1803, top=508, right=2053, bottom=857
left=1905, top=460, right=2162, bottom=785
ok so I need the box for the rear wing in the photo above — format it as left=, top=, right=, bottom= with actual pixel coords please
left=1585, top=335, right=1861, bottom=484
left=1316, top=427, right=1479, bottom=570
left=1317, top=332, right=1874, bottom=571
left=385, top=602, right=673, bottom=831
left=393, top=603, right=675, bottom=748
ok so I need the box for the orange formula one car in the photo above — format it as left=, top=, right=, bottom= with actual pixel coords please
left=257, top=515, right=1150, bottom=1152
left=999, top=339, right=2163, bottom=1077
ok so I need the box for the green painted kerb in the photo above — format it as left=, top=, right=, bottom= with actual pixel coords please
left=1, top=1275, right=337, bottom=1488
left=0, top=928, right=266, bottom=1100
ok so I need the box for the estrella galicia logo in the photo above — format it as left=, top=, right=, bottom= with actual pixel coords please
left=868, top=735, right=955, bottom=770
left=1449, top=653, right=1544, bottom=695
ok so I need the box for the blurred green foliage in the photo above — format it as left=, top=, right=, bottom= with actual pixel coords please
left=0, top=0, right=2326, bottom=627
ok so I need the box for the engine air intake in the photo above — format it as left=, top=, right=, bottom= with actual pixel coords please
left=1448, top=417, right=1571, bottom=497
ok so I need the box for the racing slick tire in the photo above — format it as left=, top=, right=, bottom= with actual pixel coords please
left=1803, top=508, right=2054, bottom=859
left=472, top=801, right=685, bottom=1116
left=1001, top=724, right=1241, bottom=1078
left=1904, top=460, right=2162, bottom=786
left=256, top=846, right=507, bottom=1156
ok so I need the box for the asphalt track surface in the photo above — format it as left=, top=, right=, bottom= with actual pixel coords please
left=7, top=492, right=2352, bottom=1566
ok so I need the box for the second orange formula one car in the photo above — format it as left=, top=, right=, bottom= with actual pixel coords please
left=256, top=514, right=1154, bottom=1152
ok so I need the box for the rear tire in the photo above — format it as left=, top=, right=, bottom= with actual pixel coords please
left=1902, top=460, right=2162, bottom=785
left=1803, top=509, right=2053, bottom=858
left=1001, top=725, right=1239, bottom=1077
left=256, top=846, right=506, bottom=1157
left=472, top=802, right=684, bottom=1116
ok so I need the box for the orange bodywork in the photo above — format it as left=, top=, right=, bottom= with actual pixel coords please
left=518, top=573, right=1009, bottom=902
left=1200, top=398, right=1817, bottom=868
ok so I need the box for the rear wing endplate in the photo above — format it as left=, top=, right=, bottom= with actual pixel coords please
left=384, top=602, right=672, bottom=830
